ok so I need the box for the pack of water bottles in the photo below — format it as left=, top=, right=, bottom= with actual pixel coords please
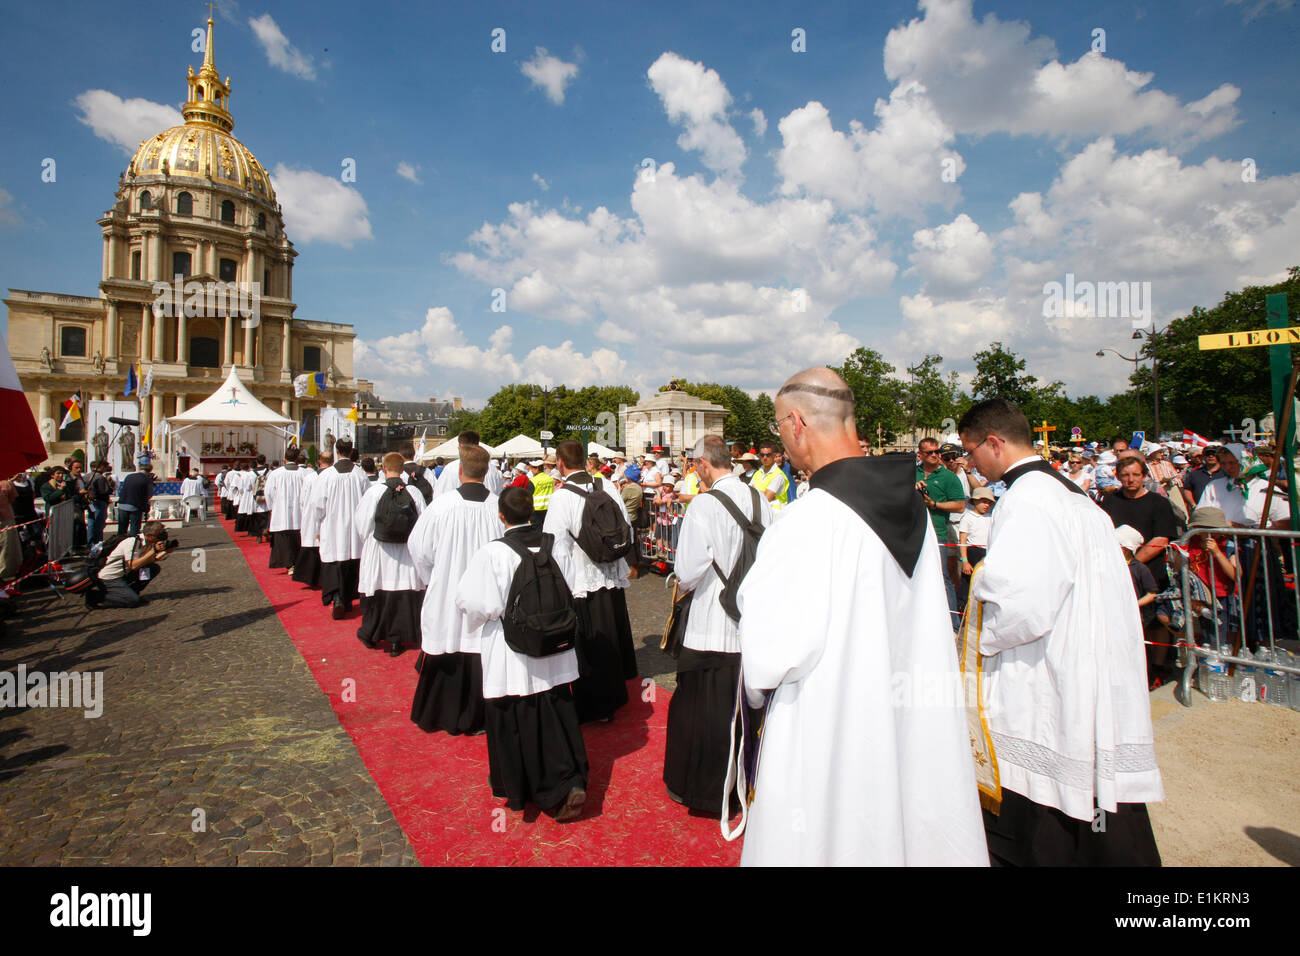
left=1198, top=643, right=1300, bottom=710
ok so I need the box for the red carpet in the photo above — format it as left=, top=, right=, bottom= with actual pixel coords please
left=221, top=517, right=741, bottom=866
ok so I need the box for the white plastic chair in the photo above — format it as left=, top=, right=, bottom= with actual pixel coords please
left=181, top=495, right=206, bottom=523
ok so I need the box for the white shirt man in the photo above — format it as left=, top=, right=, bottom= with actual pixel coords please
left=456, top=490, right=588, bottom=821
left=354, top=453, right=427, bottom=655
left=543, top=440, right=636, bottom=723
left=306, top=449, right=371, bottom=616
left=1197, top=444, right=1290, bottom=527
left=292, top=458, right=325, bottom=587
left=408, top=445, right=503, bottom=735
left=963, top=399, right=1163, bottom=866
left=179, top=470, right=206, bottom=522
left=264, top=453, right=308, bottom=571
left=664, top=435, right=774, bottom=813
left=734, top=369, right=988, bottom=866
left=433, top=441, right=507, bottom=497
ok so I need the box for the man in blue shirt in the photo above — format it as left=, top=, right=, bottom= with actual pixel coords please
left=116, top=460, right=154, bottom=537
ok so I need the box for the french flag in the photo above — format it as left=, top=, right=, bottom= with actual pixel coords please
left=1183, top=429, right=1211, bottom=447
left=1, top=330, right=47, bottom=472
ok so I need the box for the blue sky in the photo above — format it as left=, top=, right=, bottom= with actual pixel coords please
left=2, top=0, right=1298, bottom=407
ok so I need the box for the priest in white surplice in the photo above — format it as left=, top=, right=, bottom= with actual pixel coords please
left=456, top=486, right=588, bottom=821
left=544, top=439, right=637, bottom=723
left=409, top=444, right=503, bottom=735
left=265, top=446, right=307, bottom=571
left=961, top=398, right=1164, bottom=866
left=355, top=452, right=427, bottom=656
left=179, top=469, right=207, bottom=523
left=735, top=368, right=988, bottom=867
left=306, top=440, right=371, bottom=618
left=233, top=462, right=253, bottom=534
left=215, top=465, right=233, bottom=520
left=292, top=452, right=326, bottom=588
left=432, top=431, right=506, bottom=498
left=664, top=434, right=773, bottom=814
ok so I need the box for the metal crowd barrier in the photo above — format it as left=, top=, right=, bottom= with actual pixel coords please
left=44, top=499, right=77, bottom=562
left=1172, top=526, right=1300, bottom=709
left=638, top=497, right=687, bottom=565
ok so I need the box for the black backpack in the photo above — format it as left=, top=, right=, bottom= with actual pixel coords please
left=501, top=531, right=579, bottom=657
left=707, top=486, right=766, bottom=623
left=373, top=477, right=419, bottom=543
left=404, top=464, right=434, bottom=504
left=66, top=532, right=135, bottom=602
left=563, top=476, right=634, bottom=564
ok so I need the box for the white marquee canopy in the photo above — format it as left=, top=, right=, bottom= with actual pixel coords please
left=166, top=367, right=295, bottom=472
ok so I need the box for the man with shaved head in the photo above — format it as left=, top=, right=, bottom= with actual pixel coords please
left=729, top=367, right=987, bottom=866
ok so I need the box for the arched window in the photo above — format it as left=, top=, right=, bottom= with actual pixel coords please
left=256, top=212, right=266, bottom=230
left=221, top=200, right=235, bottom=223
left=176, top=192, right=193, bottom=215
left=139, top=191, right=152, bottom=211
left=190, top=336, right=220, bottom=368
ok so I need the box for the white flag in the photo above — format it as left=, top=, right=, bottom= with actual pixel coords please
left=414, top=429, right=427, bottom=461
left=139, top=366, right=154, bottom=399
left=293, top=373, right=310, bottom=398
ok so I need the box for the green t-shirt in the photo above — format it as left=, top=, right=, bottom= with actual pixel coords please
left=915, top=465, right=964, bottom=541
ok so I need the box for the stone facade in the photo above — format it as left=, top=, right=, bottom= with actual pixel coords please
left=7, top=15, right=354, bottom=466
left=620, top=389, right=729, bottom=457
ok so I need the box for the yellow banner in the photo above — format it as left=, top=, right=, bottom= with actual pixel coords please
left=1198, top=326, right=1300, bottom=350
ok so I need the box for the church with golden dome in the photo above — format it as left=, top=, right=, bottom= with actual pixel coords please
left=6, top=14, right=356, bottom=464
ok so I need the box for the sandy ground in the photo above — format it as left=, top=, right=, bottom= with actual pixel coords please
left=1148, top=679, right=1300, bottom=866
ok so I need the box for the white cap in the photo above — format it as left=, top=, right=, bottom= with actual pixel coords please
left=1098, top=451, right=1117, bottom=464
left=514, top=462, right=528, bottom=473
left=1115, top=524, right=1145, bottom=552
left=1173, top=454, right=1188, bottom=465
left=528, top=459, right=544, bottom=467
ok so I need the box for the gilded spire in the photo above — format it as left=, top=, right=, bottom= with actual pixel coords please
left=201, top=10, right=216, bottom=74
left=183, top=8, right=233, bottom=132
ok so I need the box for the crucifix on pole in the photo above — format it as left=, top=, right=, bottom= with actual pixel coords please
left=1033, top=420, right=1056, bottom=458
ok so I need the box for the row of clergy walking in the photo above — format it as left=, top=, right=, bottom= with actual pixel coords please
left=215, top=434, right=638, bottom=824
left=214, top=374, right=1166, bottom=866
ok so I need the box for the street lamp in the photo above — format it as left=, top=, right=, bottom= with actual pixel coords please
left=530, top=386, right=553, bottom=450
left=1132, top=325, right=1161, bottom=439
left=1096, top=347, right=1141, bottom=433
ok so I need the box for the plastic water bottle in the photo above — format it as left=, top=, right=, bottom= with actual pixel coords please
left=1205, top=646, right=1230, bottom=702
left=1287, top=650, right=1300, bottom=712
left=1235, top=647, right=1256, bottom=702
left=1258, top=647, right=1289, bottom=708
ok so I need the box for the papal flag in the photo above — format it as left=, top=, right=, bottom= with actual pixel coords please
left=346, top=402, right=359, bottom=424
left=139, top=365, right=154, bottom=400
left=414, top=429, right=427, bottom=462
left=1, top=329, right=48, bottom=473
left=60, top=391, right=83, bottom=431
left=142, top=422, right=152, bottom=450
left=293, top=373, right=309, bottom=398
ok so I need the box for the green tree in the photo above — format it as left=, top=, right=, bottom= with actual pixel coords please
left=971, top=342, right=1039, bottom=406
left=1143, top=268, right=1300, bottom=436
left=906, top=354, right=958, bottom=433
left=829, top=347, right=905, bottom=445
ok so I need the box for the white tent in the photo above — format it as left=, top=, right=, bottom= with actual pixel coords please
left=167, top=367, right=295, bottom=473
left=586, top=441, right=620, bottom=459
left=494, top=434, right=545, bottom=459
left=418, top=435, right=499, bottom=463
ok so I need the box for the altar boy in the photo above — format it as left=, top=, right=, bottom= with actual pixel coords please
left=456, top=486, right=588, bottom=821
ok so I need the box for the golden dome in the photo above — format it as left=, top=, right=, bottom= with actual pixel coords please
left=129, top=124, right=275, bottom=204
left=126, top=14, right=275, bottom=206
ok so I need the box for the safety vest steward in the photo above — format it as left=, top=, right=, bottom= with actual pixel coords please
left=531, top=471, right=556, bottom=511
left=751, top=466, right=787, bottom=511
left=681, top=470, right=700, bottom=506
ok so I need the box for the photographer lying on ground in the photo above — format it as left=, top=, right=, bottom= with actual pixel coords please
left=91, top=520, right=176, bottom=609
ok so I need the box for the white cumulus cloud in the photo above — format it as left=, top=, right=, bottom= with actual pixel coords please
left=73, top=90, right=183, bottom=153
left=270, top=164, right=372, bottom=247
left=249, top=14, right=317, bottom=81
left=521, top=47, right=579, bottom=105
left=883, top=0, right=1238, bottom=146
left=647, top=52, right=747, bottom=179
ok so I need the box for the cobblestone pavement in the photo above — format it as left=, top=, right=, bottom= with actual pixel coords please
left=625, top=568, right=679, bottom=692
left=0, top=521, right=418, bottom=866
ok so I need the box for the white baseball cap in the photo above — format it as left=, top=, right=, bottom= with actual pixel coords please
left=1115, top=525, right=1145, bottom=552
